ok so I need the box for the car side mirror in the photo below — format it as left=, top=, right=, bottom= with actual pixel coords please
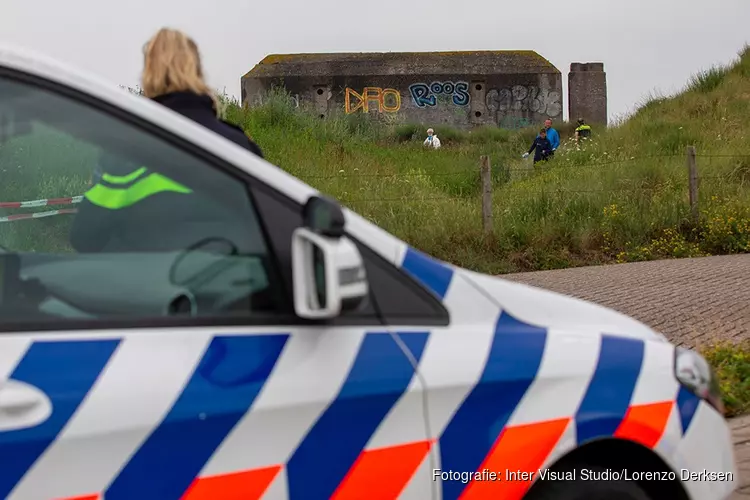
left=291, top=227, right=368, bottom=319
left=302, top=194, right=345, bottom=238
left=292, top=196, right=367, bottom=319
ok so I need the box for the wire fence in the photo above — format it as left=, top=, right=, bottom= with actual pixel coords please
left=293, top=148, right=749, bottom=233
left=302, top=153, right=750, bottom=181
left=0, top=149, right=746, bottom=227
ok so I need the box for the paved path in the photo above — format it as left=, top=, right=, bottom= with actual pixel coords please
left=502, top=255, right=750, bottom=497
left=501, top=254, right=750, bottom=347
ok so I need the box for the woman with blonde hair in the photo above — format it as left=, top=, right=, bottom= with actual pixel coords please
left=70, top=28, right=263, bottom=253
left=141, top=27, right=263, bottom=158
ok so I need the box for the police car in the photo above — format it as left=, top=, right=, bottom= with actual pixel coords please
left=0, top=45, right=737, bottom=500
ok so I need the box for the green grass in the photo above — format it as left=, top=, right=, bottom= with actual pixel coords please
left=702, top=342, right=750, bottom=418
left=223, top=47, right=750, bottom=274
left=3, top=47, right=750, bottom=269
left=2, top=47, right=750, bottom=273
left=0, top=123, right=93, bottom=253
left=687, top=65, right=730, bottom=94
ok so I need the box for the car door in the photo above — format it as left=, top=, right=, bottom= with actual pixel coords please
left=0, top=66, right=438, bottom=500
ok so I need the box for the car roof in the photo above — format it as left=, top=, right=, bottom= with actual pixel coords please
left=0, top=44, right=407, bottom=266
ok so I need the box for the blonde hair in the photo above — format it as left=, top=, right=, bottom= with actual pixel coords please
left=141, top=28, right=220, bottom=115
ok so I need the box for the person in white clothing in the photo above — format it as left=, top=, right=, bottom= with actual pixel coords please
left=423, top=128, right=441, bottom=149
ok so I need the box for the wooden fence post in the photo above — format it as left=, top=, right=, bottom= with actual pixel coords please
left=480, top=155, right=493, bottom=234
left=686, top=146, right=698, bottom=223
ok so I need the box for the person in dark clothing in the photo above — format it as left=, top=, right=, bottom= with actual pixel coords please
left=152, top=91, right=263, bottom=158
left=141, top=27, right=263, bottom=158
left=70, top=28, right=263, bottom=254
left=522, top=128, right=553, bottom=164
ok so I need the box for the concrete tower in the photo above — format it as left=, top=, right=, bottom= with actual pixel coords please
left=568, top=62, right=607, bottom=126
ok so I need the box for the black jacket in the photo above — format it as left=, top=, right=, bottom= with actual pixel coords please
left=528, top=136, right=552, bottom=162
left=152, top=91, right=263, bottom=158
left=69, top=92, right=264, bottom=254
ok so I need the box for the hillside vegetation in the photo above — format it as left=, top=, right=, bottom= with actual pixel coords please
left=0, top=47, right=747, bottom=275
left=223, top=46, right=750, bottom=274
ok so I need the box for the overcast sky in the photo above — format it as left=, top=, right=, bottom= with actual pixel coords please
left=2, top=0, right=748, bottom=122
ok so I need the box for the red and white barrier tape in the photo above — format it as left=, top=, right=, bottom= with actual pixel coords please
left=0, top=208, right=78, bottom=223
left=0, top=195, right=83, bottom=209
left=0, top=195, right=83, bottom=223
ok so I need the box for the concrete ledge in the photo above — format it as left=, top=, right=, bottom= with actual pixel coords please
left=245, top=51, right=560, bottom=78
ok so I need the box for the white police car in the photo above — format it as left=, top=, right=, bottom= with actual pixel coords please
left=0, top=45, right=737, bottom=500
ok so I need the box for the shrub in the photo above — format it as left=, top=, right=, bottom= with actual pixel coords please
left=702, top=342, right=750, bottom=417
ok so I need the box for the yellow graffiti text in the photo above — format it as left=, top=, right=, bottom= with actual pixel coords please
left=345, top=87, right=401, bottom=114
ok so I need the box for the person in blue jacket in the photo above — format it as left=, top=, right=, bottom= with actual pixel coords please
left=542, top=118, right=560, bottom=156
left=522, top=128, right=553, bottom=165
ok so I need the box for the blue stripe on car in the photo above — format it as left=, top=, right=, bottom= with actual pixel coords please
left=575, top=335, right=645, bottom=445
left=438, top=312, right=547, bottom=500
left=286, top=331, right=429, bottom=500
left=676, top=385, right=700, bottom=435
left=401, top=247, right=454, bottom=300
left=0, top=339, right=120, bottom=499
left=105, top=333, right=289, bottom=500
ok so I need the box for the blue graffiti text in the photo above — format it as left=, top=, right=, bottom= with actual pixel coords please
left=409, top=81, right=470, bottom=108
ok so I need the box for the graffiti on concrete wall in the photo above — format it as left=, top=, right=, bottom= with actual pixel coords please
left=409, top=81, right=471, bottom=107
left=485, top=85, right=562, bottom=118
left=498, top=116, right=532, bottom=129
left=345, top=87, right=401, bottom=114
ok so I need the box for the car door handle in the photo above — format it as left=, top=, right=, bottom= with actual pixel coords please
left=0, top=381, right=44, bottom=412
left=0, top=380, right=52, bottom=431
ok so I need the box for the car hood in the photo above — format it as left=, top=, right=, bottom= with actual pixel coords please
left=460, top=269, right=668, bottom=343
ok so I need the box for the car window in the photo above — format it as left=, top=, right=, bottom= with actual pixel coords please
left=0, top=74, right=284, bottom=327
left=251, top=186, right=450, bottom=326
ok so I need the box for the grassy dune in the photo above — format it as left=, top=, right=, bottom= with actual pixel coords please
left=2, top=47, right=748, bottom=272
left=224, top=45, right=750, bottom=274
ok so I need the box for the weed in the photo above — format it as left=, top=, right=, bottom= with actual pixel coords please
left=702, top=342, right=750, bottom=418
left=687, top=66, right=729, bottom=94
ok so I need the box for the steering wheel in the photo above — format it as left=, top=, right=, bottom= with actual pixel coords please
left=168, top=237, right=238, bottom=288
